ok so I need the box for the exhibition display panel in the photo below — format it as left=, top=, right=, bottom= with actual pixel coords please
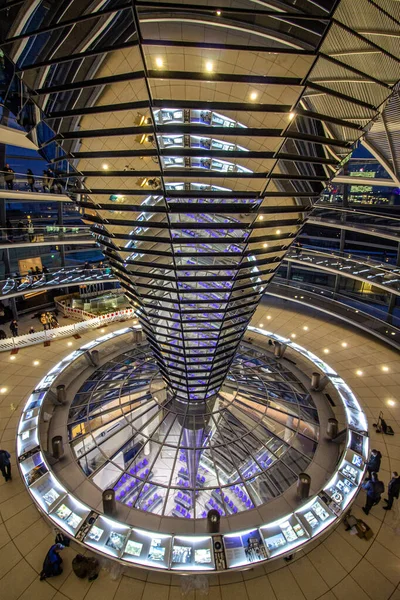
left=17, top=326, right=368, bottom=573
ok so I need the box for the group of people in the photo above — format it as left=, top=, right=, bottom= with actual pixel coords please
left=5, top=311, right=59, bottom=338
left=362, top=449, right=400, bottom=514
left=2, top=164, right=65, bottom=193
left=6, top=218, right=36, bottom=242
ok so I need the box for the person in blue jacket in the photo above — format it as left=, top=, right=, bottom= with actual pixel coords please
left=0, top=448, right=11, bottom=481
left=362, top=472, right=384, bottom=515
left=40, top=543, right=65, bottom=580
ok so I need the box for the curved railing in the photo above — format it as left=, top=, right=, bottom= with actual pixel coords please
left=0, top=225, right=94, bottom=247
left=0, top=266, right=117, bottom=299
left=266, top=280, right=400, bottom=350
left=285, top=247, right=400, bottom=295
left=0, top=168, right=78, bottom=194
left=308, top=207, right=400, bottom=241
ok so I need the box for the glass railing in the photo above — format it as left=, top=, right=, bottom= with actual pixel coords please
left=0, top=225, right=93, bottom=245
left=309, top=207, right=400, bottom=239
left=0, top=169, right=78, bottom=194
left=269, top=279, right=400, bottom=340
left=286, top=247, right=400, bottom=294
left=0, top=265, right=117, bottom=297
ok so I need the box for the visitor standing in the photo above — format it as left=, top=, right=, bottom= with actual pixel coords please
left=383, top=471, right=400, bottom=510
left=28, top=220, right=35, bottom=242
left=3, top=164, right=15, bottom=190
left=9, top=319, right=18, bottom=337
left=0, top=448, right=11, bottom=482
left=362, top=472, right=384, bottom=515
left=27, top=169, right=35, bottom=192
left=365, top=449, right=382, bottom=479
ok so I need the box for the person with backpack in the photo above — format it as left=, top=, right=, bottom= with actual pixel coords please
left=0, top=448, right=11, bottom=481
left=362, top=471, right=384, bottom=515
left=39, top=543, right=65, bottom=580
left=365, top=449, right=382, bottom=479
left=383, top=471, right=400, bottom=510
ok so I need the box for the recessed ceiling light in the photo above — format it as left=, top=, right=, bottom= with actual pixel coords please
left=323, top=348, right=329, bottom=354
left=263, top=243, right=269, bottom=248
left=216, top=10, right=222, bottom=16
left=382, top=366, right=389, bottom=372
left=205, top=61, right=213, bottom=72
left=289, top=112, right=295, bottom=121
left=276, top=229, right=281, bottom=234
left=303, top=326, right=309, bottom=331
left=267, top=315, right=272, bottom=320
left=291, top=333, right=296, bottom=338
left=102, top=163, right=109, bottom=170
left=387, top=399, right=396, bottom=406
left=101, top=328, right=106, bottom=333
left=356, top=369, right=363, bottom=376
left=0, top=387, right=7, bottom=394
left=259, top=215, right=264, bottom=221
left=250, top=91, right=258, bottom=101
left=33, top=360, right=40, bottom=366
left=341, top=342, right=348, bottom=348
left=260, top=324, right=264, bottom=328
left=155, top=57, right=163, bottom=68
left=9, top=356, right=15, bottom=360
left=67, top=341, right=73, bottom=346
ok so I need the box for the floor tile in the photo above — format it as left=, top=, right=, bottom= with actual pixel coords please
left=351, top=558, right=395, bottom=600
left=269, top=568, right=307, bottom=600
left=289, top=555, right=329, bottom=599
left=332, top=575, right=370, bottom=600
left=0, top=558, right=37, bottom=600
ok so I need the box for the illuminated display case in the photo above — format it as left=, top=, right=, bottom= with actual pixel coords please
left=260, top=515, right=309, bottom=558
left=223, top=528, right=267, bottom=568
left=171, top=536, right=215, bottom=571
left=122, top=529, right=171, bottom=569
left=295, top=496, right=336, bottom=537
left=17, top=326, right=369, bottom=573
left=85, top=516, right=131, bottom=558
left=50, top=496, right=91, bottom=535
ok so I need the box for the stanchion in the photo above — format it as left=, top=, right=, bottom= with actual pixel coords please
left=56, top=384, right=66, bottom=404
left=327, top=418, right=339, bottom=440
left=51, top=435, right=64, bottom=459
left=274, top=342, right=287, bottom=359
left=91, top=350, right=99, bottom=366
left=296, top=473, right=311, bottom=500
left=103, top=489, right=116, bottom=517
left=207, top=509, right=220, bottom=533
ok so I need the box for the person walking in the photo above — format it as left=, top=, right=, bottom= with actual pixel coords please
left=362, top=472, right=384, bottom=515
left=3, top=164, right=15, bottom=190
left=27, top=219, right=35, bottom=242
left=27, top=169, right=35, bottom=192
left=39, top=543, right=65, bottom=580
left=383, top=471, right=400, bottom=511
left=9, top=319, right=18, bottom=337
left=365, top=449, right=382, bottom=479
left=0, top=448, right=11, bottom=481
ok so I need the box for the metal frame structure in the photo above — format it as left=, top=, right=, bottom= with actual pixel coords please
left=1, top=0, right=399, bottom=406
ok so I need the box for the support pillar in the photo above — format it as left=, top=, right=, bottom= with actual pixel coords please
left=274, top=342, right=287, bottom=359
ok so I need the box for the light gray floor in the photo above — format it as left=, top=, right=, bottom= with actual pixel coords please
left=0, top=306, right=399, bottom=600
